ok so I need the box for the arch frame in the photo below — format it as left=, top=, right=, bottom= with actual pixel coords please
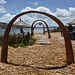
left=32, top=22, right=45, bottom=35
left=1, top=11, right=74, bottom=63
left=31, top=20, right=50, bottom=38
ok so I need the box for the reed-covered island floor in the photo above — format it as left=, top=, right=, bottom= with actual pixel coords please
left=0, top=32, right=75, bottom=75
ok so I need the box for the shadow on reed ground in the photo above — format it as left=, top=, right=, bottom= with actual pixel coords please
left=6, top=62, right=72, bottom=70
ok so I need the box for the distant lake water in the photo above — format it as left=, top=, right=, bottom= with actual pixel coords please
left=0, top=27, right=55, bottom=36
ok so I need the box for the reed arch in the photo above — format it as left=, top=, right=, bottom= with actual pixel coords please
left=32, top=22, right=45, bottom=35
left=31, top=20, right=50, bottom=38
left=1, top=11, right=74, bottom=63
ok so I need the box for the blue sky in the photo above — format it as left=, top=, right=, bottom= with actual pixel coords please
left=0, top=0, right=75, bottom=26
left=3, top=0, right=75, bottom=13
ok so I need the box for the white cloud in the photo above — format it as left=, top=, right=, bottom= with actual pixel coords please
left=0, top=0, right=6, bottom=4
left=54, top=8, right=71, bottom=17
left=21, top=6, right=54, bottom=20
left=32, top=2, right=38, bottom=6
left=21, top=6, right=53, bottom=14
left=0, top=5, right=6, bottom=13
left=54, top=7, right=75, bottom=25
left=69, top=7, right=75, bottom=16
left=34, top=7, right=54, bottom=19
left=20, top=6, right=55, bottom=26
left=1, top=6, right=75, bottom=26
left=21, top=7, right=32, bottom=12
left=0, top=13, right=15, bottom=23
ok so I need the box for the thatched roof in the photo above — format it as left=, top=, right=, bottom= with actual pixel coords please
left=67, top=19, right=75, bottom=25
left=14, top=18, right=29, bottom=27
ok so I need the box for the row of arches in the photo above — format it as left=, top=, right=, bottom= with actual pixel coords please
left=32, top=22, right=45, bottom=35
left=1, top=11, right=74, bottom=64
left=31, top=20, right=51, bottom=38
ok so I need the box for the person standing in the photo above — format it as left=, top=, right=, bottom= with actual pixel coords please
left=67, top=24, right=73, bottom=32
left=20, top=27, right=25, bottom=37
left=67, top=24, right=74, bottom=40
left=20, top=27, right=24, bottom=33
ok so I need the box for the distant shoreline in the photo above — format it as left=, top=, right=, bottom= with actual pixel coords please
left=0, top=28, right=53, bottom=36
left=0, top=26, right=58, bottom=29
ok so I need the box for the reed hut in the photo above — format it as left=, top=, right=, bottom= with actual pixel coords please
left=14, top=18, right=29, bottom=27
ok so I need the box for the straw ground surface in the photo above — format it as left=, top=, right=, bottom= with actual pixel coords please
left=0, top=32, right=75, bottom=75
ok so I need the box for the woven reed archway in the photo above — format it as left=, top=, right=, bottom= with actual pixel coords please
left=1, top=11, right=74, bottom=63
left=31, top=20, right=50, bottom=38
